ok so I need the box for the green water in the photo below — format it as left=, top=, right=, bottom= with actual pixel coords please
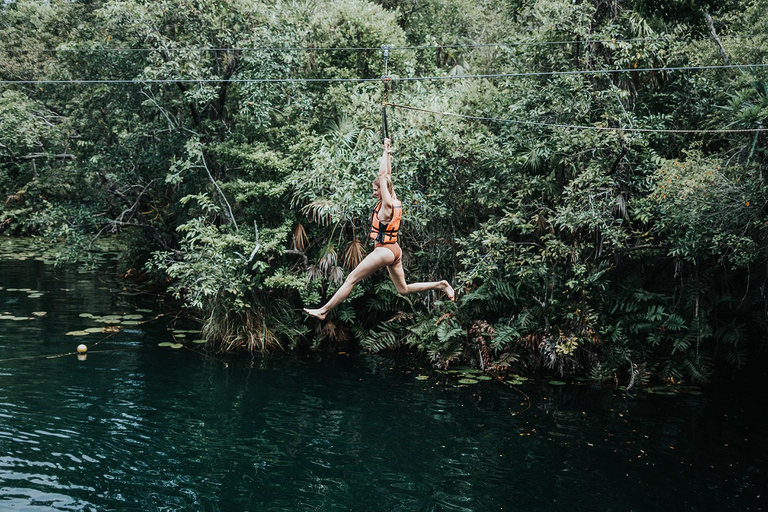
left=0, top=247, right=765, bottom=511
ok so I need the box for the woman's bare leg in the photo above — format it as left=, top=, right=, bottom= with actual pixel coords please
left=304, top=247, right=395, bottom=320
left=386, top=261, right=455, bottom=301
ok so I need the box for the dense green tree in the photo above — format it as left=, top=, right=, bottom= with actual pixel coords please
left=1, top=0, right=767, bottom=386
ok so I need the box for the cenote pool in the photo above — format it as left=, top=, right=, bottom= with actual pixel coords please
left=0, top=239, right=765, bottom=511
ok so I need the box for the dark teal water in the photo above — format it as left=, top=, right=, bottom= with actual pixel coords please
left=0, top=246, right=766, bottom=511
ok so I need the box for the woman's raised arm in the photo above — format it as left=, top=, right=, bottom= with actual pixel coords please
left=377, top=138, right=395, bottom=221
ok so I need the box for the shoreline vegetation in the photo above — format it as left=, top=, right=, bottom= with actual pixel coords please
left=2, top=0, right=768, bottom=389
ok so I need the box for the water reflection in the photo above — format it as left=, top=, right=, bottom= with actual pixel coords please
left=1, top=251, right=766, bottom=511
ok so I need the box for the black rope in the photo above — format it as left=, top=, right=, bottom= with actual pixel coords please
left=381, top=45, right=392, bottom=143
left=382, top=105, right=390, bottom=142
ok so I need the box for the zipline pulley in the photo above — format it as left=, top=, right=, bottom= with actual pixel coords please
left=381, top=44, right=392, bottom=97
left=381, top=44, right=391, bottom=79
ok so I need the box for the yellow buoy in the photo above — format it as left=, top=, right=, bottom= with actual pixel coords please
left=77, top=344, right=88, bottom=354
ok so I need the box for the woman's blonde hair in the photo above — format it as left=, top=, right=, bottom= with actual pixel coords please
left=373, top=175, right=394, bottom=195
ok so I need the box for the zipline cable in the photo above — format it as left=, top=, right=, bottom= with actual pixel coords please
left=2, top=33, right=766, bottom=53
left=0, top=37, right=674, bottom=53
left=384, top=102, right=768, bottom=134
left=2, top=62, right=767, bottom=85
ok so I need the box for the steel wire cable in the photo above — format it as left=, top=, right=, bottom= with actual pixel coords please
left=384, top=102, right=768, bottom=134
left=1, top=32, right=766, bottom=53
left=1, top=62, right=767, bottom=85
left=0, top=37, right=674, bottom=53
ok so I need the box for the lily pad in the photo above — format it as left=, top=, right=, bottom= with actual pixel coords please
left=415, top=375, right=429, bottom=381
left=66, top=330, right=90, bottom=336
left=31, top=311, right=47, bottom=317
left=122, top=314, right=143, bottom=320
left=458, top=378, right=479, bottom=385
left=122, top=320, right=143, bottom=326
left=548, top=380, right=567, bottom=386
left=192, top=339, right=206, bottom=344
left=476, top=375, right=493, bottom=381
left=84, top=327, right=104, bottom=333
left=158, top=342, right=173, bottom=347
left=79, top=313, right=95, bottom=318
left=174, top=333, right=187, bottom=339
left=135, top=309, right=153, bottom=313
left=170, top=343, right=183, bottom=349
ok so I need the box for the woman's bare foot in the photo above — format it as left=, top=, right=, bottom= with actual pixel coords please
left=304, top=308, right=327, bottom=320
left=440, top=281, right=456, bottom=301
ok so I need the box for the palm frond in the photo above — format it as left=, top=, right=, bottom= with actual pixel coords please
left=342, top=239, right=365, bottom=270
left=291, top=222, right=308, bottom=252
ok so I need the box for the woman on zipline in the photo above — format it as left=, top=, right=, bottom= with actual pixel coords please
left=304, top=137, right=455, bottom=320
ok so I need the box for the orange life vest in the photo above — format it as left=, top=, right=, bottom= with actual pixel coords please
left=369, top=200, right=402, bottom=244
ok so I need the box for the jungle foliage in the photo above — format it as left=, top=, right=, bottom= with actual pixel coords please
left=2, top=0, right=767, bottom=386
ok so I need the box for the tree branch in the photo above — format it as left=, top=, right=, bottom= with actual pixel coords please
left=284, top=249, right=308, bottom=268
left=199, top=155, right=238, bottom=231
left=703, top=11, right=729, bottom=64
left=18, top=153, right=75, bottom=161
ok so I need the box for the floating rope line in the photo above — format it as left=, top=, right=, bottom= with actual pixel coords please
left=2, top=62, right=766, bottom=85
left=384, top=102, right=768, bottom=134
left=494, top=376, right=532, bottom=417
left=0, top=347, right=139, bottom=363
left=0, top=330, right=122, bottom=363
